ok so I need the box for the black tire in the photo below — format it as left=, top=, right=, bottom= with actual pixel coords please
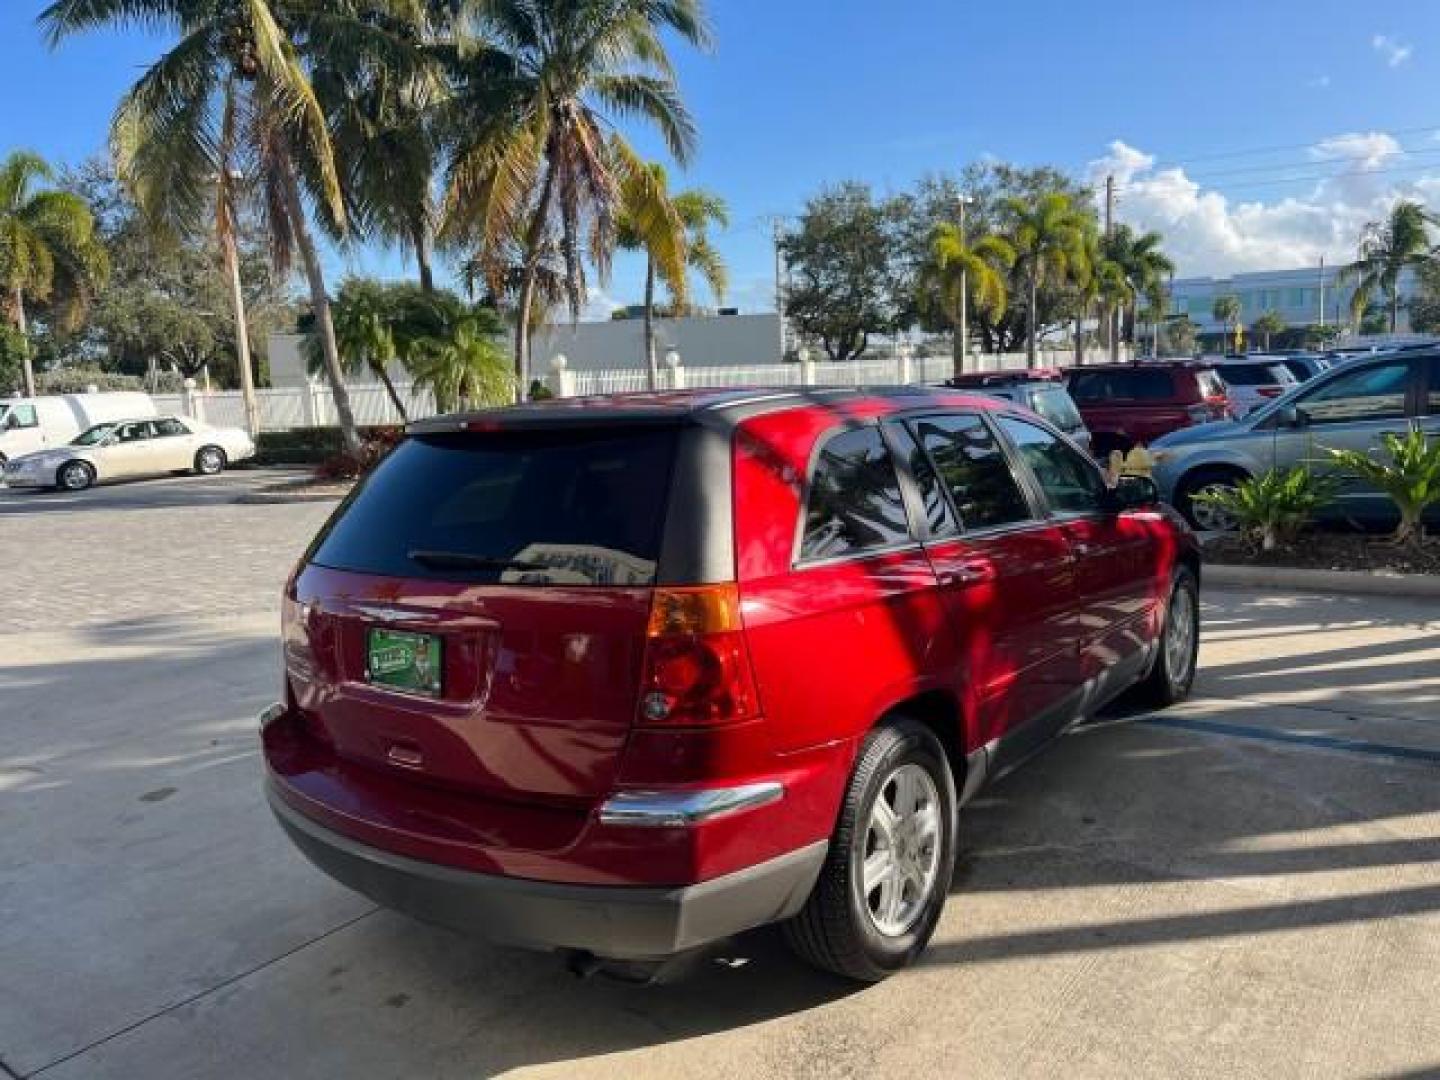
left=1133, top=566, right=1200, bottom=708
left=56, top=460, right=95, bottom=492
left=1174, top=467, right=1246, bottom=532
left=783, top=717, right=957, bottom=982
left=194, top=445, right=227, bottom=476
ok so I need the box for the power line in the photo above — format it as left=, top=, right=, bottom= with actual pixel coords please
left=1111, top=157, right=1440, bottom=197
left=1142, top=124, right=1440, bottom=171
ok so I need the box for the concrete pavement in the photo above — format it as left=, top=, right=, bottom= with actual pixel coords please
left=1, top=484, right=1437, bottom=1079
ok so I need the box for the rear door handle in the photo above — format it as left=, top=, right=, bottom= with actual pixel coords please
left=941, top=561, right=997, bottom=587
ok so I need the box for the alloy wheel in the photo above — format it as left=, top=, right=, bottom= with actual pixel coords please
left=861, top=763, right=942, bottom=937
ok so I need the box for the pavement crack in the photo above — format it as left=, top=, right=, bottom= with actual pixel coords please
left=27, top=907, right=379, bottom=1077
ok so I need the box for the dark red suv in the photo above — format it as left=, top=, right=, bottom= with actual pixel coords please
left=262, top=389, right=1200, bottom=982
left=1065, top=362, right=1231, bottom=458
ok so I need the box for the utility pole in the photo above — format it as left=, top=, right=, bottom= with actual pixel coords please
left=773, top=219, right=787, bottom=362
left=957, top=193, right=972, bottom=374
left=1104, top=174, right=1120, bottom=362
left=1318, top=255, right=1326, bottom=329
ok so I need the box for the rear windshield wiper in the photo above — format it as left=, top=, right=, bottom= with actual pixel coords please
left=407, top=550, right=549, bottom=573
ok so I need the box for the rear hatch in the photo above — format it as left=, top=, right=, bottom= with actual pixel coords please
left=285, top=425, right=680, bottom=804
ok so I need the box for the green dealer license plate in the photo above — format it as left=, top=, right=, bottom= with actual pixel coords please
left=367, top=628, right=443, bottom=696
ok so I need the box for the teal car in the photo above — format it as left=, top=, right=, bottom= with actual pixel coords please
left=1151, top=351, right=1440, bottom=531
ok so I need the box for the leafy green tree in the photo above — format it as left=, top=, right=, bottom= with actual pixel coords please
left=918, top=222, right=1014, bottom=376
left=1304, top=323, right=1343, bottom=349
left=1343, top=200, right=1435, bottom=333
left=0, top=150, right=109, bottom=396
left=410, top=305, right=514, bottom=413
left=781, top=182, right=910, bottom=363
left=441, top=0, right=710, bottom=390
left=1101, top=224, right=1173, bottom=360
left=1252, top=310, right=1286, bottom=351
left=1003, top=192, right=1089, bottom=367
left=305, top=278, right=410, bottom=420
left=1163, top=316, right=1198, bottom=357
left=1212, top=294, right=1242, bottom=346
left=1328, top=430, right=1440, bottom=548
left=40, top=0, right=425, bottom=452
left=0, top=324, right=26, bottom=393
left=616, top=164, right=728, bottom=387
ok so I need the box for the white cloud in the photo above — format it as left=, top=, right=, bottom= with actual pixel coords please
left=1087, top=135, right=1432, bottom=277
left=581, top=286, right=622, bottom=321
left=1371, top=34, right=1413, bottom=67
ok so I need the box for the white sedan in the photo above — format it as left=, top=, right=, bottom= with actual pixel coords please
left=2, top=416, right=256, bottom=491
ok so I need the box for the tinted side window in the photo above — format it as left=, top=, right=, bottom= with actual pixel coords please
left=912, top=413, right=1032, bottom=530
left=799, top=426, right=912, bottom=562
left=998, top=416, right=1106, bottom=514
left=1027, top=386, right=1083, bottom=431
left=154, top=419, right=189, bottom=437
left=114, top=422, right=151, bottom=442
left=10, top=404, right=38, bottom=428
left=885, top=422, right=959, bottom=539
left=1298, top=361, right=1411, bottom=425
left=1430, top=358, right=1440, bottom=415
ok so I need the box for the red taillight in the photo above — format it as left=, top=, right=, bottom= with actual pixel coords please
left=638, top=585, right=759, bottom=727
left=1256, top=386, right=1283, bottom=398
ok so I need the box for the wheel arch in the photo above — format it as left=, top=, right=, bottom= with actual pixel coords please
left=874, top=688, right=971, bottom=798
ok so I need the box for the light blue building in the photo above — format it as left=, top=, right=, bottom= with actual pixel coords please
left=1168, top=265, right=1419, bottom=334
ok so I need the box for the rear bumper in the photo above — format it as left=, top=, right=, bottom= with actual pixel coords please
left=267, top=781, right=827, bottom=960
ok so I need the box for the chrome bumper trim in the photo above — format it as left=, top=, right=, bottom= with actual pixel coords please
left=597, top=782, right=784, bottom=828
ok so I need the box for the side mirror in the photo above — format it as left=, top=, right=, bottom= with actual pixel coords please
left=1275, top=404, right=1307, bottom=429
left=1106, top=474, right=1160, bottom=512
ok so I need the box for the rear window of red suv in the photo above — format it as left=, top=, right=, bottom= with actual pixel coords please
left=307, top=428, right=678, bottom=585
left=1069, top=369, right=1176, bottom=402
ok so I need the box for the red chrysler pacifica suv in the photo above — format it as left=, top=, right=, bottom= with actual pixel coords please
left=262, top=388, right=1200, bottom=982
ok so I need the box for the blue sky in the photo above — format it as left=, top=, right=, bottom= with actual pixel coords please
left=5, top=1, right=1440, bottom=313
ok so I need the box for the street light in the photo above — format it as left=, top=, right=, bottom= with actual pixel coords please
left=957, top=193, right=976, bottom=371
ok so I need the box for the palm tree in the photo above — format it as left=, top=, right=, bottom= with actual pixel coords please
left=306, top=278, right=409, bottom=421
left=410, top=306, right=514, bottom=412
left=616, top=165, right=728, bottom=387
left=1003, top=192, right=1088, bottom=367
left=441, top=0, right=710, bottom=393
left=40, top=1, right=424, bottom=453
left=0, top=151, right=109, bottom=397
left=920, top=222, right=1014, bottom=377
left=1343, top=200, right=1435, bottom=333
left=1213, top=294, right=1241, bottom=349
left=1253, top=310, right=1286, bottom=351
left=1104, top=225, right=1173, bottom=361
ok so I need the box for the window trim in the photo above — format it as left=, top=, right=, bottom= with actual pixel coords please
left=791, top=421, right=922, bottom=570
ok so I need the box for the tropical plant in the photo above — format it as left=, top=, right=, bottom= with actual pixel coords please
left=40, top=0, right=427, bottom=452
left=1193, top=467, right=1341, bottom=552
left=1328, top=429, right=1440, bottom=548
left=1163, top=315, right=1198, bottom=357
left=1002, top=192, right=1089, bottom=366
left=0, top=150, right=109, bottom=397
left=441, top=0, right=711, bottom=392
left=1305, top=323, right=1343, bottom=350
left=919, top=221, right=1014, bottom=376
left=409, top=305, right=514, bottom=412
left=1102, top=225, right=1173, bottom=361
left=1343, top=200, right=1435, bottom=333
left=1212, top=294, right=1242, bottom=346
left=306, top=278, right=408, bottom=420
left=616, top=164, right=728, bottom=387
left=1252, top=310, right=1286, bottom=351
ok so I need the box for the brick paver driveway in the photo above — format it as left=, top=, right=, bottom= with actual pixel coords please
left=2, top=478, right=1437, bottom=1079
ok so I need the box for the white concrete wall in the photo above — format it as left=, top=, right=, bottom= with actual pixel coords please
left=530, top=313, right=782, bottom=372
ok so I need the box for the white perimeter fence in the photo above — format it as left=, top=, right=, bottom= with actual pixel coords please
left=162, top=347, right=1116, bottom=433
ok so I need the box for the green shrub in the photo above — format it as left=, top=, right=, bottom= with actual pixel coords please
left=1328, top=429, right=1440, bottom=547
left=1193, top=467, right=1340, bottom=551
left=35, top=368, right=144, bottom=394
left=255, top=426, right=402, bottom=466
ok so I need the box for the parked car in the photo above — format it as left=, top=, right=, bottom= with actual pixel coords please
left=2, top=415, right=255, bottom=491
left=940, top=371, right=1092, bottom=452
left=0, top=391, right=156, bottom=464
left=1152, top=351, right=1440, bottom=530
left=1212, top=357, right=1300, bottom=417
left=261, top=388, right=1201, bottom=983
left=1271, top=353, right=1331, bottom=382
left=1065, top=362, right=1232, bottom=458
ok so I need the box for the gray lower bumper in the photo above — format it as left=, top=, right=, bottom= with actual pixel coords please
left=267, top=784, right=827, bottom=961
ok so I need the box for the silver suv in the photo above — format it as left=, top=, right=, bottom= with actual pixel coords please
left=1151, top=351, right=1440, bottom=530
